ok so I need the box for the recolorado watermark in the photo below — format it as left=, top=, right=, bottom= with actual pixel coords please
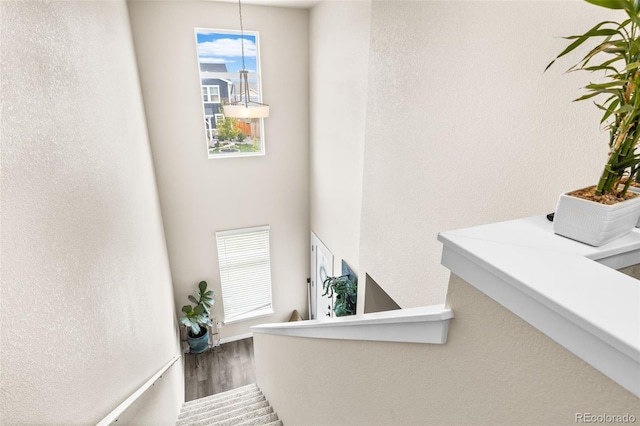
left=576, top=413, right=637, bottom=423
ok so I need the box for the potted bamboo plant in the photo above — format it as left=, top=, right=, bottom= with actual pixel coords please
left=180, top=281, right=215, bottom=354
left=547, top=0, right=640, bottom=246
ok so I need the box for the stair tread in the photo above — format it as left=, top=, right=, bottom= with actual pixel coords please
left=183, top=389, right=263, bottom=412
left=211, top=406, right=274, bottom=426
left=235, top=413, right=281, bottom=426
left=179, top=393, right=265, bottom=419
left=178, top=399, right=269, bottom=425
left=183, top=384, right=259, bottom=408
left=177, top=384, right=281, bottom=426
left=181, top=402, right=272, bottom=426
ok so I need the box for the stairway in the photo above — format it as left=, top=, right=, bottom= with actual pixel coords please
left=176, top=383, right=282, bottom=426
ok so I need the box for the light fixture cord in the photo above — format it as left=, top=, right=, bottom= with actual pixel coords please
left=238, top=0, right=248, bottom=107
left=239, top=0, right=245, bottom=71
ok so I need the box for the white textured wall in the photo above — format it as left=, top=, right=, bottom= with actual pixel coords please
left=0, top=1, right=182, bottom=424
left=360, top=1, right=615, bottom=307
left=127, top=1, right=309, bottom=339
left=254, top=274, right=640, bottom=425
left=309, top=1, right=370, bottom=277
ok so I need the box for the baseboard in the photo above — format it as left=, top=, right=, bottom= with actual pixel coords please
left=219, top=332, right=253, bottom=345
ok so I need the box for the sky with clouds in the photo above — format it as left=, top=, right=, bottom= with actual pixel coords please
left=196, top=30, right=258, bottom=73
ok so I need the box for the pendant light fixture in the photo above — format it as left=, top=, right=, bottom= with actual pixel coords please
left=223, top=0, right=270, bottom=119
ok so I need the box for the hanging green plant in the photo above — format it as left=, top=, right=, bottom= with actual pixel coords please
left=322, top=275, right=357, bottom=317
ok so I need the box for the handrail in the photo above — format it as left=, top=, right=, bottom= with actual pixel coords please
left=251, top=305, right=454, bottom=344
left=96, top=354, right=181, bottom=426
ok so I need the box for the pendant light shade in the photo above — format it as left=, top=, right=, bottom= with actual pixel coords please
left=225, top=0, right=269, bottom=119
left=224, top=104, right=270, bottom=119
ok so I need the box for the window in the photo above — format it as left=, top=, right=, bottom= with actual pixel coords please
left=202, top=85, right=221, bottom=103
left=216, top=225, right=273, bottom=324
left=195, top=28, right=266, bottom=158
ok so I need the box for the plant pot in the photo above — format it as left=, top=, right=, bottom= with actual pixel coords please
left=186, top=327, right=209, bottom=354
left=624, top=186, right=640, bottom=227
left=553, top=191, right=640, bottom=246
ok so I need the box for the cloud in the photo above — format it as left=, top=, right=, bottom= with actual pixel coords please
left=198, top=38, right=257, bottom=58
left=199, top=57, right=236, bottom=64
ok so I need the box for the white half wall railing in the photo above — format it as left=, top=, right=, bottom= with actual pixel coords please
left=251, top=305, right=454, bottom=344
left=438, top=215, right=640, bottom=398
left=96, top=354, right=181, bottom=426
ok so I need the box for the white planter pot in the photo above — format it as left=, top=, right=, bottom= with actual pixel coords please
left=553, top=192, right=640, bottom=246
left=625, top=186, right=640, bottom=227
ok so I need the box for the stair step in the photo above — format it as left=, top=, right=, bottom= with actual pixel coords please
left=235, top=412, right=281, bottom=426
left=183, top=389, right=263, bottom=413
left=182, top=384, right=260, bottom=409
left=177, top=384, right=282, bottom=426
left=177, top=395, right=267, bottom=425
left=183, top=401, right=273, bottom=426
left=213, top=406, right=275, bottom=426
left=178, top=391, right=264, bottom=419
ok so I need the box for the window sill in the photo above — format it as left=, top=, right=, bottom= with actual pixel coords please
left=223, top=308, right=274, bottom=325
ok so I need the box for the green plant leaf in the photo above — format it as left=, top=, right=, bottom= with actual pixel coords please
left=584, top=0, right=632, bottom=11
left=188, top=295, right=198, bottom=304
left=323, top=275, right=357, bottom=316
left=616, top=104, right=636, bottom=113
left=546, top=26, right=623, bottom=71
left=575, top=45, right=619, bottom=71
left=190, top=323, right=201, bottom=335
left=624, top=61, right=640, bottom=71
left=601, top=98, right=620, bottom=123
left=585, top=0, right=640, bottom=25
left=194, top=304, right=204, bottom=315
left=573, top=89, right=621, bottom=102
left=577, top=55, right=625, bottom=73
left=199, top=281, right=207, bottom=294
left=182, top=305, right=192, bottom=314
left=586, top=80, right=627, bottom=89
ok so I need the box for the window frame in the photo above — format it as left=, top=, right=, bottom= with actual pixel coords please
left=202, top=85, right=221, bottom=103
left=194, top=28, right=266, bottom=159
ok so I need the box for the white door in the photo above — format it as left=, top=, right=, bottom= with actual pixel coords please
left=310, top=232, right=333, bottom=319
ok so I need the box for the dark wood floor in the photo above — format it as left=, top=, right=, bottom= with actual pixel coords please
left=619, top=263, right=640, bottom=278
left=184, top=337, right=256, bottom=402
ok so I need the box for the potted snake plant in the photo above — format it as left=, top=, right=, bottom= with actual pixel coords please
left=546, top=0, right=640, bottom=246
left=180, top=281, right=215, bottom=354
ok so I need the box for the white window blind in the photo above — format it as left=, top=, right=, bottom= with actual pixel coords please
left=216, top=225, right=273, bottom=324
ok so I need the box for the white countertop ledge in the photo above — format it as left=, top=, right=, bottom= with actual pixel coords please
left=251, top=305, right=454, bottom=344
left=438, top=216, right=640, bottom=397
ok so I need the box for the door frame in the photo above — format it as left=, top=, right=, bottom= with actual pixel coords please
left=310, top=232, right=334, bottom=320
